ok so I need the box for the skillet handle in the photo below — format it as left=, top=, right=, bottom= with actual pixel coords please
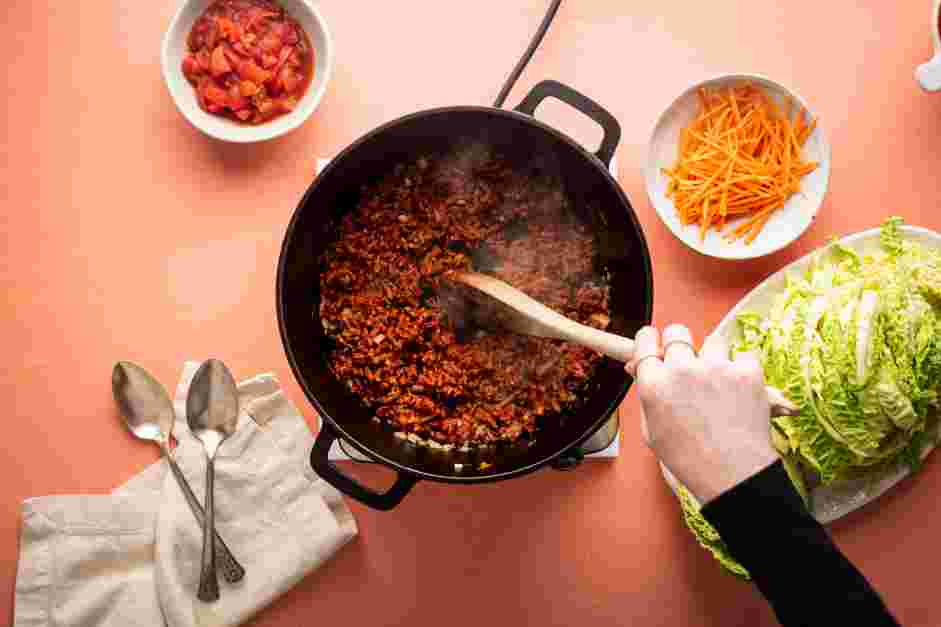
left=550, top=446, right=584, bottom=471
left=310, top=422, right=418, bottom=511
left=514, top=80, right=621, bottom=167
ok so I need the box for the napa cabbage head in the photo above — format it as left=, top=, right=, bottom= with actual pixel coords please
left=675, top=218, right=941, bottom=577
left=744, top=217, right=941, bottom=481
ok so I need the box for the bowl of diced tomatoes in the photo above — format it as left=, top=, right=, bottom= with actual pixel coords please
left=162, top=0, right=333, bottom=143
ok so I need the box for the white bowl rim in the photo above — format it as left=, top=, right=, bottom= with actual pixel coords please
left=644, top=72, right=832, bottom=260
left=160, top=0, right=334, bottom=143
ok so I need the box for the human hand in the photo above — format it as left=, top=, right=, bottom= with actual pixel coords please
left=628, top=324, right=784, bottom=504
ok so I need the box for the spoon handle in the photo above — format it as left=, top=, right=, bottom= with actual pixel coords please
left=197, top=456, right=220, bottom=602
left=162, top=446, right=245, bottom=584
left=556, top=323, right=636, bottom=363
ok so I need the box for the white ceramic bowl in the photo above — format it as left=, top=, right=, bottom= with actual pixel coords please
left=161, top=0, right=333, bottom=143
left=644, top=74, right=831, bottom=260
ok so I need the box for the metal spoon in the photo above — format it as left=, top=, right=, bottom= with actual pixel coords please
left=186, top=359, right=240, bottom=603
left=112, top=361, right=245, bottom=584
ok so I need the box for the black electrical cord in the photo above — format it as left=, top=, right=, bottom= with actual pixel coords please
left=492, top=0, right=562, bottom=108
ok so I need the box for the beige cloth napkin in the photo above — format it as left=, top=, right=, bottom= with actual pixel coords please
left=14, top=362, right=357, bottom=627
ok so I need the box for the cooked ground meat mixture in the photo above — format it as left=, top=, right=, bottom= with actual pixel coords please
left=320, top=150, right=610, bottom=446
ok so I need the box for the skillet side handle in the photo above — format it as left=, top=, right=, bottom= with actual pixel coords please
left=310, top=422, right=418, bottom=511
left=514, top=80, right=621, bottom=167
left=549, top=446, right=585, bottom=471
left=549, top=446, right=584, bottom=471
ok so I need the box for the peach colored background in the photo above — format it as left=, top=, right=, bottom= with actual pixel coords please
left=4, top=1, right=941, bottom=625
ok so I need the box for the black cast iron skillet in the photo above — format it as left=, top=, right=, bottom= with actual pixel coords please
left=277, top=80, right=653, bottom=510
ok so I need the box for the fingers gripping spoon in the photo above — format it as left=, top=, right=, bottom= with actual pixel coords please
left=186, top=360, right=240, bottom=602
left=112, top=361, right=246, bottom=584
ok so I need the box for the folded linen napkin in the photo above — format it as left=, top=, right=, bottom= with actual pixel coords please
left=14, top=361, right=357, bottom=627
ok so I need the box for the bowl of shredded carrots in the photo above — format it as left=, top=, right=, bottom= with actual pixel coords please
left=645, top=74, right=830, bottom=259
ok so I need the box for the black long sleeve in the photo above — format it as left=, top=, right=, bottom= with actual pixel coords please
left=701, top=462, right=899, bottom=627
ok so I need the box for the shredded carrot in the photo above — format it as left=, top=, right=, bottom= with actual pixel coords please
left=662, top=83, right=819, bottom=244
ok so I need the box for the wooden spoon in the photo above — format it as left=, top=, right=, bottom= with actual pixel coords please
left=450, top=271, right=635, bottom=361
left=449, top=271, right=797, bottom=416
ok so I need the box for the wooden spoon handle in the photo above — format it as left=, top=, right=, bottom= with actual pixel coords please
left=557, top=323, right=636, bottom=362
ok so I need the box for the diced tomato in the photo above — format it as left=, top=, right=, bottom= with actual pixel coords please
left=278, top=66, right=300, bottom=93
left=205, top=20, right=219, bottom=50
left=243, top=8, right=278, bottom=33
left=184, top=0, right=310, bottom=124
left=210, top=45, right=232, bottom=77
left=235, top=39, right=260, bottom=60
left=275, top=97, right=297, bottom=113
left=259, top=31, right=282, bottom=53
left=188, top=30, right=204, bottom=51
left=237, top=59, right=270, bottom=84
left=228, top=83, right=249, bottom=110
left=261, top=53, right=278, bottom=69
left=182, top=54, right=202, bottom=83
left=196, top=48, right=211, bottom=72
left=216, top=16, right=243, bottom=43
left=239, top=80, right=260, bottom=97
left=222, top=44, right=241, bottom=66
left=273, top=46, right=293, bottom=72
left=203, top=83, right=231, bottom=108
left=282, top=23, right=299, bottom=45
left=286, top=48, right=302, bottom=68
left=196, top=77, right=210, bottom=111
left=256, top=98, right=275, bottom=114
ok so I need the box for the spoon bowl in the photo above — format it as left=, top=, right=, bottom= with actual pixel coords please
left=186, top=360, right=240, bottom=455
left=112, top=361, right=175, bottom=444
